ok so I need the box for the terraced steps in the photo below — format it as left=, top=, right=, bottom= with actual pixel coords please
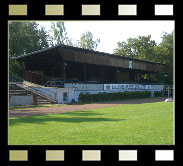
left=9, top=83, right=56, bottom=105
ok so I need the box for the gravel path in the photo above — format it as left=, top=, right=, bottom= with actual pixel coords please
left=9, top=97, right=166, bottom=118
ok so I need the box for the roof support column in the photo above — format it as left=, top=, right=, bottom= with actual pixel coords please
left=24, top=70, right=27, bottom=81
left=101, top=66, right=103, bottom=82
left=63, top=62, right=66, bottom=84
left=84, top=64, right=87, bottom=81
left=135, top=71, right=137, bottom=82
left=18, top=61, right=25, bottom=80
left=129, top=70, right=131, bottom=84
left=140, top=73, right=142, bottom=84
left=115, top=68, right=118, bottom=83
left=157, top=73, right=159, bottom=83
left=52, top=67, right=54, bottom=78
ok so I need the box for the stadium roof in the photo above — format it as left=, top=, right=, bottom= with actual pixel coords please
left=12, top=44, right=167, bottom=73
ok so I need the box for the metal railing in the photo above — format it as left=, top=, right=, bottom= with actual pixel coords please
left=66, top=80, right=165, bottom=85
left=9, top=74, right=58, bottom=103
left=163, top=85, right=174, bottom=97
left=22, top=81, right=58, bottom=103
left=45, top=81, right=64, bottom=87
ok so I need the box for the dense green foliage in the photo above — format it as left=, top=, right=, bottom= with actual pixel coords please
left=9, top=22, right=100, bottom=80
left=113, top=32, right=174, bottom=84
left=79, top=91, right=151, bottom=102
left=9, top=21, right=173, bottom=84
left=9, top=22, right=52, bottom=79
left=114, top=35, right=157, bottom=61
left=9, top=102, right=173, bottom=145
left=154, top=91, right=163, bottom=97
left=155, top=32, right=174, bottom=85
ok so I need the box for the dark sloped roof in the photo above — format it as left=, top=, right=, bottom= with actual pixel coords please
left=11, top=44, right=167, bottom=73
left=12, top=44, right=163, bottom=65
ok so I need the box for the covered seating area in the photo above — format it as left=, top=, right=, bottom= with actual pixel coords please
left=12, top=44, right=167, bottom=86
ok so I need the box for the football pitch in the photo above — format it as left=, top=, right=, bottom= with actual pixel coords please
left=9, top=101, right=174, bottom=145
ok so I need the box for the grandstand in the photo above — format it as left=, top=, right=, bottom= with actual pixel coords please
left=10, top=44, right=167, bottom=104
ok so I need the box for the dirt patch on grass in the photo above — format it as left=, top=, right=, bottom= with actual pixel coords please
left=9, top=97, right=167, bottom=118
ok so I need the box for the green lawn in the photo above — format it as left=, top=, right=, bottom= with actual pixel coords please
left=9, top=102, right=174, bottom=145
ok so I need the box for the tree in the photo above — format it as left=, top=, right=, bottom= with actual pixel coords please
left=154, top=32, right=174, bottom=84
left=113, top=35, right=157, bottom=61
left=113, top=32, right=174, bottom=85
left=50, top=22, right=73, bottom=46
left=77, top=31, right=100, bottom=50
left=9, top=21, right=51, bottom=79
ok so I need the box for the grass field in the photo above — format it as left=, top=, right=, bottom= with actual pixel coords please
left=9, top=101, right=174, bottom=145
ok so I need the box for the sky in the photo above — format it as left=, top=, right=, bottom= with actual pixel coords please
left=38, top=21, right=174, bottom=54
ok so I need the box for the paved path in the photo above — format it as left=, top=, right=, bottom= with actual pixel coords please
left=9, top=97, right=167, bottom=118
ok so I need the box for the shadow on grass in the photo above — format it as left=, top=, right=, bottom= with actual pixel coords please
left=9, top=110, right=106, bottom=118
left=9, top=112, right=125, bottom=126
left=64, top=110, right=105, bottom=116
left=68, top=97, right=166, bottom=105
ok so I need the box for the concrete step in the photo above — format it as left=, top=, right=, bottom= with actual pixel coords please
left=9, top=89, right=27, bottom=91
left=36, top=97, right=47, bottom=100
left=36, top=96, right=53, bottom=104
left=10, top=83, right=57, bottom=104
left=37, top=102, right=52, bottom=104
left=37, top=101, right=52, bottom=103
left=9, top=87, right=24, bottom=90
left=9, top=93, right=29, bottom=95
left=9, top=91, right=30, bottom=93
left=37, top=100, right=51, bottom=102
left=36, top=97, right=56, bottom=103
left=9, top=91, right=31, bottom=95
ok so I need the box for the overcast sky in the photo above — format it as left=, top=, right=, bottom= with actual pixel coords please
left=38, top=21, right=174, bottom=54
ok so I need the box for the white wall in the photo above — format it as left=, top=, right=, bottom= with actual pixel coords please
left=9, top=95, right=33, bottom=106
left=30, top=85, right=164, bottom=103
left=65, top=83, right=164, bottom=91
left=151, top=85, right=164, bottom=91
left=57, top=88, right=75, bottom=104
left=65, top=83, right=103, bottom=91
left=23, top=81, right=164, bottom=104
left=28, top=87, right=75, bottom=104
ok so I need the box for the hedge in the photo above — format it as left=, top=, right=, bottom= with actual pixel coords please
left=154, top=91, right=163, bottom=97
left=78, top=91, right=151, bottom=102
